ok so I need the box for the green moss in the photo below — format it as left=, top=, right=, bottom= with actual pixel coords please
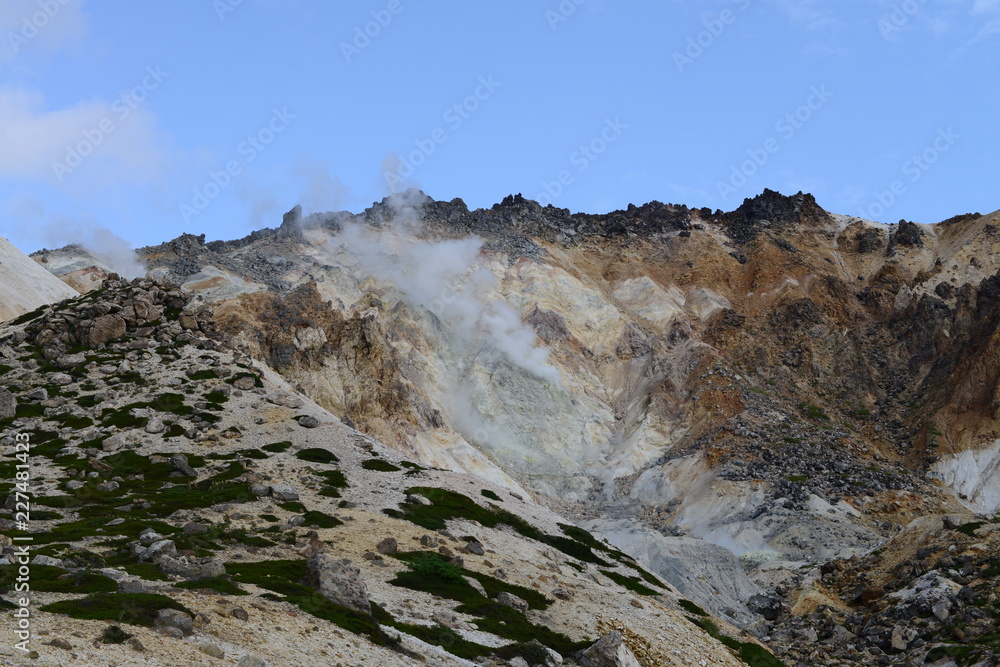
left=8, top=306, right=47, bottom=325
left=163, top=423, right=186, bottom=438
left=362, top=459, right=401, bottom=472
left=0, top=364, right=15, bottom=375
left=100, top=626, right=133, bottom=644
left=317, top=470, right=348, bottom=498
left=175, top=577, right=248, bottom=595
left=234, top=448, right=268, bottom=460
left=39, top=593, right=191, bottom=627
left=295, top=448, right=339, bottom=464
left=204, top=390, right=229, bottom=404
left=688, top=615, right=785, bottom=667
left=0, top=565, right=117, bottom=594
left=456, top=601, right=588, bottom=657
left=957, top=522, right=986, bottom=536
left=260, top=514, right=279, bottom=522
left=785, top=474, right=809, bottom=483
left=15, top=402, right=45, bottom=419
left=481, top=489, right=501, bottom=501
left=390, top=487, right=610, bottom=566
left=679, top=599, right=709, bottom=616
left=278, top=501, right=307, bottom=513
left=187, top=370, right=218, bottom=381
left=392, top=552, right=550, bottom=610
left=226, top=560, right=405, bottom=651
left=600, top=569, right=660, bottom=595
left=301, top=511, right=343, bottom=529
left=49, top=413, right=95, bottom=429
left=262, top=441, right=293, bottom=453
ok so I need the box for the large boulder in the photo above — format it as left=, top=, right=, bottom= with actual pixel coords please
left=578, top=631, right=641, bottom=667
left=82, top=313, right=126, bottom=348
left=159, top=555, right=225, bottom=581
left=302, top=554, right=371, bottom=614
left=0, top=390, right=15, bottom=420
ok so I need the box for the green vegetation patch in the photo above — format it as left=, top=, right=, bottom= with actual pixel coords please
left=226, top=560, right=405, bottom=651
left=679, top=599, right=709, bottom=616
left=362, top=459, right=401, bottom=472
left=302, top=511, right=343, bottom=529
left=39, top=593, right=191, bottom=627
left=100, top=626, right=133, bottom=644
left=688, top=616, right=785, bottom=667
left=0, top=565, right=117, bottom=594
left=296, top=448, right=339, bottom=464
left=262, top=441, right=293, bottom=453
left=600, top=569, right=660, bottom=596
left=387, top=487, right=611, bottom=566
left=392, top=551, right=550, bottom=610
left=481, top=489, right=501, bottom=501
left=175, top=577, right=248, bottom=596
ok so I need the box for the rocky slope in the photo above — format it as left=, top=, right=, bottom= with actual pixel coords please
left=15, top=187, right=1000, bottom=665
left=0, top=277, right=762, bottom=666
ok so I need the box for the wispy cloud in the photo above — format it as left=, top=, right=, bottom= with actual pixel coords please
left=0, top=87, right=168, bottom=186
left=0, top=0, right=89, bottom=66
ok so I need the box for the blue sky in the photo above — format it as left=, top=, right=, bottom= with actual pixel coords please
left=1, top=0, right=997, bottom=253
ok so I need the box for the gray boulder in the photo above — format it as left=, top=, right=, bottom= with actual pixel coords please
left=578, top=631, right=641, bottom=667
left=0, top=390, right=16, bottom=419
left=159, top=555, right=225, bottom=581
left=303, top=554, right=371, bottom=614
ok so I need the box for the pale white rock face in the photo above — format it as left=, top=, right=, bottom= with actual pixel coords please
left=611, top=276, right=686, bottom=328
left=0, top=235, right=78, bottom=322
left=932, top=440, right=1000, bottom=513
left=686, top=287, right=731, bottom=321
left=509, top=262, right=627, bottom=356
left=586, top=519, right=763, bottom=627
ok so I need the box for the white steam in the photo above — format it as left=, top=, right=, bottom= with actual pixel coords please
left=329, top=193, right=561, bottom=386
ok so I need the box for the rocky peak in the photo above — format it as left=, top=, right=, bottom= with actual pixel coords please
left=722, top=188, right=831, bottom=244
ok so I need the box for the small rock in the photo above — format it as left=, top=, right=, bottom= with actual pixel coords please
left=376, top=537, right=398, bottom=555
left=96, top=480, right=120, bottom=492
left=199, top=642, right=225, bottom=659
left=170, top=454, right=197, bottom=477
left=231, top=607, right=249, bottom=621
left=250, top=484, right=271, bottom=497
left=553, top=588, right=573, bottom=600
left=235, top=656, right=267, bottom=667
left=159, top=555, right=226, bottom=581
left=31, top=555, right=64, bottom=567
left=419, top=534, right=439, bottom=548
left=50, top=373, right=73, bottom=385
left=466, top=540, right=484, bottom=555
left=182, top=521, right=210, bottom=535
left=43, top=638, right=72, bottom=650
left=138, top=539, right=177, bottom=563
left=270, top=484, right=299, bottom=501
left=494, top=591, right=528, bottom=613
left=145, top=418, right=165, bottom=434
left=298, top=415, right=320, bottom=428
left=155, top=609, right=194, bottom=637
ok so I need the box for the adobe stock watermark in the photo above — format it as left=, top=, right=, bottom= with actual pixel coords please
left=214, top=0, right=244, bottom=21
left=340, top=0, right=404, bottom=63
left=179, top=107, right=295, bottom=223
left=877, top=0, right=928, bottom=39
left=545, top=0, right=587, bottom=31
left=673, top=0, right=751, bottom=73
left=716, top=84, right=833, bottom=201
left=856, top=127, right=959, bottom=221
left=51, top=65, right=169, bottom=183
left=7, top=0, right=74, bottom=57
left=535, top=117, right=627, bottom=207
left=383, top=75, right=501, bottom=191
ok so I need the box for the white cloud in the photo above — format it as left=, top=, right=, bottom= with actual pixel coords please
left=0, top=0, right=89, bottom=66
left=972, top=0, right=1000, bottom=14
left=0, top=87, right=168, bottom=186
